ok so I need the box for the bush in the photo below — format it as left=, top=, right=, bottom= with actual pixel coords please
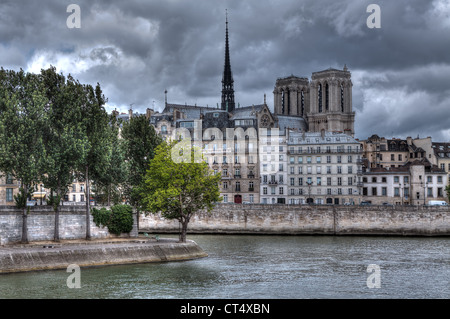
left=91, top=204, right=134, bottom=235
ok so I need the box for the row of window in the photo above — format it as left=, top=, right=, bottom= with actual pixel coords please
left=363, top=187, right=445, bottom=198
left=222, top=194, right=254, bottom=203
left=262, top=176, right=357, bottom=186
left=364, top=175, right=444, bottom=184
left=222, top=181, right=254, bottom=192
left=209, top=155, right=256, bottom=165
left=216, top=168, right=255, bottom=177
left=261, top=197, right=356, bottom=205
left=285, top=155, right=359, bottom=164
left=262, top=186, right=357, bottom=196
left=4, top=189, right=87, bottom=203
left=287, top=146, right=360, bottom=154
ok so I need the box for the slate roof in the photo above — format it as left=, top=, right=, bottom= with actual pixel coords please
left=277, top=115, right=308, bottom=133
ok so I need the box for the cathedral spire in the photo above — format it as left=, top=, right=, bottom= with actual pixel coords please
left=221, top=9, right=235, bottom=113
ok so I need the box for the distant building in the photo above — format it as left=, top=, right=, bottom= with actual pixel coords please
left=0, top=174, right=19, bottom=206
left=432, top=142, right=450, bottom=181
left=362, top=159, right=448, bottom=205
left=285, top=131, right=363, bottom=205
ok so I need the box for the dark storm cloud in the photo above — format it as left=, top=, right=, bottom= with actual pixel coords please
left=0, top=0, right=449, bottom=140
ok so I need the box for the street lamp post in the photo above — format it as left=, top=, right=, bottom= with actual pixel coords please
left=400, top=183, right=403, bottom=205
left=307, top=180, right=313, bottom=204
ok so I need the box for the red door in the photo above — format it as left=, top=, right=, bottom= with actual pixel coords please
left=234, top=195, right=242, bottom=204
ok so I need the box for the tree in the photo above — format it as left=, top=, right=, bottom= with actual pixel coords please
left=92, top=113, right=128, bottom=206
left=141, top=141, right=222, bottom=243
left=76, top=83, right=110, bottom=239
left=121, top=114, right=162, bottom=210
left=40, top=67, right=88, bottom=242
left=0, top=68, right=47, bottom=243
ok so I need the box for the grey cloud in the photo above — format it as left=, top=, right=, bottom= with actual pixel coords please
left=0, top=0, right=449, bottom=141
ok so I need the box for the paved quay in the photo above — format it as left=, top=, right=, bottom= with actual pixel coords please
left=0, top=237, right=208, bottom=274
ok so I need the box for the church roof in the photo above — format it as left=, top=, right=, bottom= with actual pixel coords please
left=229, top=104, right=264, bottom=120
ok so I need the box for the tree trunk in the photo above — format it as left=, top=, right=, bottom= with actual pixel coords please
left=107, top=186, right=111, bottom=206
left=21, top=207, right=29, bottom=244
left=54, top=204, right=60, bottom=242
left=54, top=187, right=60, bottom=242
left=179, top=216, right=189, bottom=243
left=85, top=165, right=91, bottom=240
left=21, top=184, right=29, bottom=244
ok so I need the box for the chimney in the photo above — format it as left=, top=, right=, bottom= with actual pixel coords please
left=146, top=108, right=154, bottom=119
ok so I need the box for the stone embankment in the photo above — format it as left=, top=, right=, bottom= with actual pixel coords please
left=140, top=204, right=450, bottom=236
left=0, top=238, right=208, bottom=274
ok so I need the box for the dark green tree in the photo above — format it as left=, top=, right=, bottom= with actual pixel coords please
left=92, top=113, right=128, bottom=206
left=76, top=83, right=110, bottom=240
left=0, top=68, right=47, bottom=243
left=121, top=114, right=162, bottom=210
left=40, top=66, right=88, bottom=242
left=141, top=141, right=222, bottom=243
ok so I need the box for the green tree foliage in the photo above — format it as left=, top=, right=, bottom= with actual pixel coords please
left=76, top=82, right=110, bottom=239
left=40, top=66, right=89, bottom=242
left=91, top=204, right=134, bottom=235
left=0, top=68, right=47, bottom=243
left=92, top=113, right=128, bottom=206
left=121, top=114, right=162, bottom=210
left=141, top=141, right=222, bottom=243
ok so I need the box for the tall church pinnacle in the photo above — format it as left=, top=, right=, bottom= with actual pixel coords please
left=221, top=9, right=235, bottom=113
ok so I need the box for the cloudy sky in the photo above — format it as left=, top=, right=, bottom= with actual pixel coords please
left=1, top=0, right=450, bottom=141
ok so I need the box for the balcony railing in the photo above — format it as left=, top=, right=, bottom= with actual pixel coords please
left=248, top=174, right=255, bottom=179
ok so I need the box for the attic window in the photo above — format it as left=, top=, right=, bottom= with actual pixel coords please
left=213, top=113, right=219, bottom=118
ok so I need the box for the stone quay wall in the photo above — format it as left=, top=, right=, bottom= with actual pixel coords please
left=0, top=205, right=138, bottom=245
left=139, top=204, right=450, bottom=236
left=0, top=239, right=208, bottom=273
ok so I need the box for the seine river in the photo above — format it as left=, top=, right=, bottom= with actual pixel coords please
left=0, top=235, right=448, bottom=299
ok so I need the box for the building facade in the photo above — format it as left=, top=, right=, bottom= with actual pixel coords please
left=285, top=131, right=363, bottom=205
left=362, top=160, right=448, bottom=205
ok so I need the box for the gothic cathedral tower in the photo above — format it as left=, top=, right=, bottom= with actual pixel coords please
left=221, top=10, right=235, bottom=113
left=308, top=66, right=355, bottom=136
left=273, top=66, right=355, bottom=136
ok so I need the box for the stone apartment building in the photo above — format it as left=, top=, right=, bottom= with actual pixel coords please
left=0, top=174, right=19, bottom=206
left=362, top=159, right=448, bottom=205
left=432, top=142, right=450, bottom=181
left=285, top=131, right=363, bottom=205
left=359, top=135, right=449, bottom=205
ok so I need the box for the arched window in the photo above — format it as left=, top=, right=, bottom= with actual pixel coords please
left=325, top=83, right=329, bottom=111
left=340, top=83, right=344, bottom=112
left=281, top=89, right=285, bottom=114
left=300, top=90, right=305, bottom=116
left=286, top=88, right=290, bottom=115
left=318, top=83, right=322, bottom=113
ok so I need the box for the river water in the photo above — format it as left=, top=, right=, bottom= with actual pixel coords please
left=0, top=235, right=448, bottom=299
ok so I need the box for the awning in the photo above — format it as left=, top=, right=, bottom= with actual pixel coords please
left=32, top=193, right=46, bottom=199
